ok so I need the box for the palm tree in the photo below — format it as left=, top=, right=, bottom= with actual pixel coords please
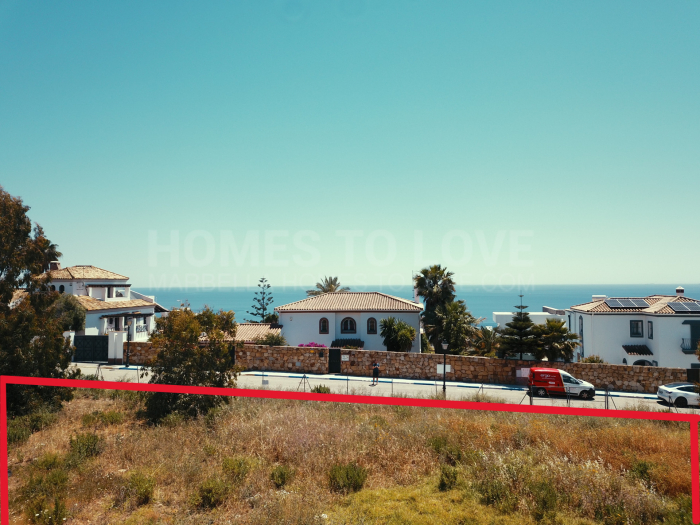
left=471, top=326, right=501, bottom=357
left=379, top=316, right=416, bottom=352
left=306, top=276, right=350, bottom=296
left=533, top=319, right=579, bottom=362
left=413, top=265, right=456, bottom=350
left=434, top=300, right=484, bottom=354
left=34, top=225, right=62, bottom=272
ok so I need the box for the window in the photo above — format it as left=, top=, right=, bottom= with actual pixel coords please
left=367, top=317, right=377, bottom=334
left=59, top=285, right=65, bottom=293
left=632, top=359, right=652, bottom=366
left=578, top=316, right=584, bottom=357
left=562, top=374, right=578, bottom=385
left=50, top=285, right=56, bottom=291
left=319, top=317, right=329, bottom=334
left=630, top=320, right=643, bottom=338
left=341, top=317, right=356, bottom=334
left=648, top=321, right=653, bottom=340
left=622, top=358, right=628, bottom=365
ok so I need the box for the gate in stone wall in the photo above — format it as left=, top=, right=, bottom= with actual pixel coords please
left=74, top=335, right=108, bottom=362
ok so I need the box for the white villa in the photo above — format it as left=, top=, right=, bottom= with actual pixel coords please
left=274, top=292, right=423, bottom=352
left=567, top=287, right=700, bottom=369
left=46, top=262, right=168, bottom=363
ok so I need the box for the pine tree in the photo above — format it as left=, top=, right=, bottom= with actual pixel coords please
left=246, top=277, right=274, bottom=322
left=498, top=295, right=536, bottom=359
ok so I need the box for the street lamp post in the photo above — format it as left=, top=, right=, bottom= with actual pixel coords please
left=441, top=340, right=448, bottom=396
left=125, top=318, right=132, bottom=367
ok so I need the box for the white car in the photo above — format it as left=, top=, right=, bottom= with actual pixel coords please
left=657, top=383, right=699, bottom=408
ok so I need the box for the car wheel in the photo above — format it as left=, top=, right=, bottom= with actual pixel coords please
left=579, top=390, right=591, bottom=400
left=675, top=397, right=688, bottom=408
left=535, top=387, right=547, bottom=397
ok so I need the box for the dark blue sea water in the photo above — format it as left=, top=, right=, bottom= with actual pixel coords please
left=138, top=284, right=700, bottom=326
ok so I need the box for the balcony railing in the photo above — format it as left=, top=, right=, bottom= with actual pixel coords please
left=681, top=338, right=697, bottom=354
left=136, top=325, right=148, bottom=333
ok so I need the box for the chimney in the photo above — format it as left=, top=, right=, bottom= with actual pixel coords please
left=676, top=286, right=685, bottom=297
left=49, top=261, right=61, bottom=271
left=592, top=295, right=607, bottom=302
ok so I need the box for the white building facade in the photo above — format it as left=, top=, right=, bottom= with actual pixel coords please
left=567, top=288, right=700, bottom=369
left=46, top=263, right=168, bottom=363
left=275, top=292, right=423, bottom=352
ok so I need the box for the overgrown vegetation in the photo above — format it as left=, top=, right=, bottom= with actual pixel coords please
left=254, top=332, right=288, bottom=346
left=7, top=391, right=694, bottom=524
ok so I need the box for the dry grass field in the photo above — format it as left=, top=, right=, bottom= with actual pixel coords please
left=6, top=387, right=694, bottom=525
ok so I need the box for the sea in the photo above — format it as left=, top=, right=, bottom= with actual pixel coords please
left=136, top=284, right=700, bottom=327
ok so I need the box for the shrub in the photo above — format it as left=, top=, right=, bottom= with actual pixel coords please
left=222, top=457, right=250, bottom=484
left=26, top=496, right=68, bottom=525
left=81, top=410, right=123, bottom=427
left=427, top=435, right=463, bottom=465
left=581, top=355, right=607, bottom=364
left=311, top=385, right=331, bottom=394
left=9, top=409, right=59, bottom=446
left=629, top=459, right=654, bottom=483
left=191, top=477, right=230, bottom=509
left=529, top=480, right=558, bottom=522
left=128, top=472, right=155, bottom=506
left=270, top=465, right=295, bottom=488
left=8, top=418, right=31, bottom=445
left=255, top=333, right=288, bottom=347
left=298, top=342, right=327, bottom=348
left=437, top=465, right=458, bottom=491
left=475, top=478, right=518, bottom=512
left=66, top=432, right=102, bottom=466
left=33, top=453, right=62, bottom=471
left=328, top=462, right=368, bottom=494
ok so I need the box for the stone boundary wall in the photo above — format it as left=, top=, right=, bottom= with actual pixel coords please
left=235, top=345, right=328, bottom=374
left=116, top=343, right=687, bottom=393
left=124, top=342, right=157, bottom=365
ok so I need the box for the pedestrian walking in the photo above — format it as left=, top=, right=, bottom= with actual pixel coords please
left=371, top=361, right=380, bottom=386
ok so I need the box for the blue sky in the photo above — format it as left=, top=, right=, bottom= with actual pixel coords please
left=1, top=1, right=698, bottom=288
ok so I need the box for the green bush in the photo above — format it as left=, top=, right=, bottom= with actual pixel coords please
left=427, top=435, right=463, bottom=465
left=328, top=462, right=368, bottom=494
left=191, top=477, right=230, bottom=509
left=33, top=453, right=62, bottom=471
left=82, top=410, right=124, bottom=427
left=66, top=432, right=102, bottom=466
left=24, top=469, right=69, bottom=500
left=128, top=472, right=155, bottom=506
left=311, top=385, right=331, bottom=394
left=26, top=496, right=68, bottom=525
left=581, top=355, right=606, bottom=364
left=529, top=480, right=558, bottom=522
left=629, top=459, right=654, bottom=483
left=270, top=465, right=295, bottom=488
left=254, top=333, right=288, bottom=346
left=222, top=457, right=250, bottom=484
left=475, top=478, right=518, bottom=512
left=8, top=418, right=31, bottom=445
left=437, top=465, right=458, bottom=491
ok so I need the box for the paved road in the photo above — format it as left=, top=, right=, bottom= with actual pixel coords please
left=71, top=362, right=698, bottom=415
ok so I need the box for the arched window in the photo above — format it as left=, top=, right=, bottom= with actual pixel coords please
left=50, top=285, right=56, bottom=291
left=59, top=285, right=65, bottom=293
left=319, top=317, right=329, bottom=334
left=622, top=358, right=627, bottom=365
left=341, top=317, right=356, bottom=334
left=367, top=317, right=377, bottom=334
left=633, top=359, right=652, bottom=367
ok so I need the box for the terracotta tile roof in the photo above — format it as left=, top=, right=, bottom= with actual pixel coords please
left=234, top=323, right=282, bottom=342
left=10, top=289, right=27, bottom=306
left=74, top=296, right=154, bottom=312
left=275, top=292, right=423, bottom=313
left=570, top=295, right=700, bottom=315
left=49, top=265, right=128, bottom=281
left=622, top=345, right=653, bottom=356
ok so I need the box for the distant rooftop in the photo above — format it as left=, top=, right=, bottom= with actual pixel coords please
left=275, top=292, right=423, bottom=313
left=571, top=294, right=700, bottom=315
left=49, top=265, right=128, bottom=281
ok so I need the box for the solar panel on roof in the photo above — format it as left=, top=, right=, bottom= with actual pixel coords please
left=631, top=299, right=650, bottom=307
left=618, top=299, right=636, bottom=308
left=669, top=302, right=690, bottom=312
left=686, top=302, right=700, bottom=312
left=605, top=299, right=622, bottom=308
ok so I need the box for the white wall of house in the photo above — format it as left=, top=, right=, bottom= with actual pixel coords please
left=566, top=311, right=698, bottom=368
left=279, top=311, right=421, bottom=352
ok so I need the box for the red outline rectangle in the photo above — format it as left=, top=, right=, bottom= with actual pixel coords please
left=2, top=375, right=698, bottom=523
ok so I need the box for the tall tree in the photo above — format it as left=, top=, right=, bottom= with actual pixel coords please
left=306, top=276, right=350, bottom=296
left=36, top=233, right=63, bottom=272
left=379, top=316, right=416, bottom=352
left=533, top=319, right=579, bottom=362
left=0, top=186, right=76, bottom=415
left=246, top=277, right=274, bottom=322
left=413, top=265, right=456, bottom=351
left=471, top=326, right=502, bottom=357
left=144, top=306, right=239, bottom=421
left=498, top=296, right=536, bottom=359
left=434, top=300, right=483, bottom=354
